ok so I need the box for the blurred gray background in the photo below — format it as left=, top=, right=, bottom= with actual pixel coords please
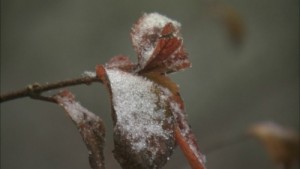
left=1, top=0, right=299, bottom=169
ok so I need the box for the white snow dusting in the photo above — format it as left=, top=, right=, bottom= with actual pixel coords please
left=82, top=71, right=96, bottom=78
left=57, top=96, right=99, bottom=124
left=132, top=12, right=181, bottom=68
left=106, top=68, right=173, bottom=152
left=170, top=101, right=207, bottom=166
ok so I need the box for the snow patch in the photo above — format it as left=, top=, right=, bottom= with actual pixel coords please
left=57, top=96, right=99, bottom=124
left=132, top=12, right=181, bottom=68
left=106, top=68, right=173, bottom=152
left=82, top=71, right=96, bottom=78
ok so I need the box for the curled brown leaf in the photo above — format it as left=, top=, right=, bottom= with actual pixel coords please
left=95, top=12, right=205, bottom=169
left=131, top=13, right=190, bottom=74
left=54, top=90, right=105, bottom=169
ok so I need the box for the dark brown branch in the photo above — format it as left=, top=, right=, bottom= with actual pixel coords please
left=0, top=75, right=102, bottom=103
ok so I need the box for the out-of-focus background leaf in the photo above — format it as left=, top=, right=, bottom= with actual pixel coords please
left=1, top=0, right=298, bottom=169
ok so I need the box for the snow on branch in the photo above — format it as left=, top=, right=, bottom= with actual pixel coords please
left=1, top=12, right=207, bottom=169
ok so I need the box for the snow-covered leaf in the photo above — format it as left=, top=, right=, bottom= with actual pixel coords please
left=98, top=66, right=175, bottom=169
left=95, top=12, right=205, bottom=169
left=144, top=72, right=206, bottom=169
left=131, top=13, right=191, bottom=73
left=54, top=90, right=105, bottom=169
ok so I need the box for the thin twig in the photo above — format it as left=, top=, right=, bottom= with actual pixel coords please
left=0, top=76, right=102, bottom=103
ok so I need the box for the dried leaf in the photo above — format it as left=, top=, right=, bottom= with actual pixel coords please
left=95, top=12, right=205, bottom=169
left=105, top=55, right=135, bottom=72
left=98, top=67, right=176, bottom=169
left=131, top=13, right=191, bottom=74
left=96, top=65, right=206, bottom=169
left=249, top=122, right=299, bottom=168
left=144, top=72, right=206, bottom=169
left=54, top=90, right=105, bottom=169
left=142, top=72, right=180, bottom=95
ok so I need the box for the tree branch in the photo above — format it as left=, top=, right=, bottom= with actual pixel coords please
left=0, top=75, right=102, bottom=103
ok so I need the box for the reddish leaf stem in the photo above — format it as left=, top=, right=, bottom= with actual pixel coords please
left=174, top=126, right=206, bottom=169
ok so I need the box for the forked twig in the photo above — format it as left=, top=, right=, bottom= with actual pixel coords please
left=0, top=75, right=102, bottom=103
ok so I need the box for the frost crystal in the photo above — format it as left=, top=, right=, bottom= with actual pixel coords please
left=82, top=71, right=96, bottom=78
left=106, top=69, right=173, bottom=152
left=131, top=12, right=181, bottom=68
